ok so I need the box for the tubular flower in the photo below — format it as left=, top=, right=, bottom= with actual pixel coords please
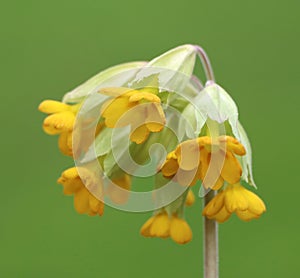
left=140, top=212, right=192, bottom=244
left=160, top=135, right=246, bottom=189
left=202, top=183, right=266, bottom=222
left=38, top=100, right=81, bottom=156
left=57, top=167, right=104, bottom=216
left=100, top=87, right=166, bottom=144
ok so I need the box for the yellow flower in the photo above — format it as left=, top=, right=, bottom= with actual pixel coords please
left=100, top=88, right=166, bottom=144
left=57, top=167, right=104, bottom=216
left=140, top=213, right=192, bottom=244
left=38, top=100, right=80, bottom=156
left=170, top=216, right=193, bottom=244
left=160, top=136, right=246, bottom=189
left=202, top=183, right=266, bottom=222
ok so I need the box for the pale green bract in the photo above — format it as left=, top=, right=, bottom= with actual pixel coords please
left=62, top=61, right=147, bottom=103
left=131, top=44, right=197, bottom=94
left=237, top=121, right=256, bottom=188
left=193, top=83, right=240, bottom=139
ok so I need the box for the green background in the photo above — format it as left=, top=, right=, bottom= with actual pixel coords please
left=1, top=0, right=299, bottom=277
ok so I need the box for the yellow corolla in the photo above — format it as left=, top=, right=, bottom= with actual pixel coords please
left=57, top=167, right=104, bottom=216
left=38, top=100, right=81, bottom=156
left=202, top=183, right=266, bottom=222
left=160, top=136, right=246, bottom=189
left=100, top=88, right=166, bottom=144
left=140, top=213, right=192, bottom=244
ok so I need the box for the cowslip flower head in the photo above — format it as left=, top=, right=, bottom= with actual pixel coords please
left=38, top=43, right=266, bottom=248
left=202, top=183, right=266, bottom=222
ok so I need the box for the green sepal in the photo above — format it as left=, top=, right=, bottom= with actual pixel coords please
left=237, top=121, right=257, bottom=188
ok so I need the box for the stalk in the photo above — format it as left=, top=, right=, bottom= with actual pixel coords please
left=203, top=190, right=219, bottom=278
left=194, top=46, right=219, bottom=278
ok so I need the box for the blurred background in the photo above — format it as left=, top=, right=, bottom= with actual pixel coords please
left=1, top=0, right=299, bottom=277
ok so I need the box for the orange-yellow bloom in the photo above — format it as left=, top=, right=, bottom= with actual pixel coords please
left=57, top=167, right=104, bottom=216
left=100, top=88, right=166, bottom=144
left=39, top=100, right=80, bottom=156
left=202, top=183, right=266, bottom=222
left=160, top=136, right=246, bottom=189
left=140, top=213, right=192, bottom=244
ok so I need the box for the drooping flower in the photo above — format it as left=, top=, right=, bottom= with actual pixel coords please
left=140, top=212, right=192, bottom=244
left=160, top=135, right=246, bottom=190
left=38, top=100, right=81, bottom=156
left=57, top=166, right=104, bottom=216
left=202, top=183, right=266, bottom=222
left=100, top=87, right=166, bottom=144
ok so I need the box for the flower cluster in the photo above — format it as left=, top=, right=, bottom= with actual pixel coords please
left=39, top=44, right=266, bottom=244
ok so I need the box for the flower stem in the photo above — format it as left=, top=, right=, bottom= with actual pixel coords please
left=193, top=45, right=215, bottom=82
left=203, top=190, right=219, bottom=278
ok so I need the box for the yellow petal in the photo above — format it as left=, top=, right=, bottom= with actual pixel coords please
left=74, top=188, right=90, bottom=214
left=145, top=103, right=165, bottom=132
left=140, top=216, right=155, bottom=237
left=197, top=136, right=212, bottom=148
left=161, top=157, right=179, bottom=177
left=212, top=206, right=232, bottom=223
left=43, top=111, right=75, bottom=134
left=57, top=167, right=84, bottom=195
left=201, top=150, right=224, bottom=189
left=175, top=139, right=200, bottom=171
left=60, top=167, right=79, bottom=180
left=242, top=189, right=266, bottom=215
left=58, top=132, right=73, bottom=156
left=202, top=190, right=225, bottom=217
left=236, top=209, right=260, bottom=221
left=199, top=147, right=210, bottom=180
left=88, top=193, right=102, bottom=213
left=221, top=151, right=242, bottom=184
left=129, top=92, right=161, bottom=103
left=211, top=176, right=224, bottom=190
left=219, top=136, right=246, bottom=156
left=101, top=96, right=134, bottom=128
left=170, top=217, right=192, bottom=244
left=185, top=190, right=195, bottom=206
left=150, top=213, right=170, bottom=238
left=38, top=100, right=70, bottom=114
left=130, top=124, right=150, bottom=144
left=224, top=184, right=249, bottom=213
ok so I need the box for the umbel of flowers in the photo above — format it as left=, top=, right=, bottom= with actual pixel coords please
left=39, top=44, right=266, bottom=245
